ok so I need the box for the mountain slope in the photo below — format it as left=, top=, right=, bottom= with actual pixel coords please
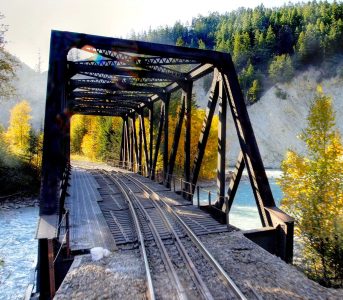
left=226, top=68, right=343, bottom=168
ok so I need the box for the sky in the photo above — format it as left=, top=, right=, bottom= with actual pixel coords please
left=2, top=0, right=303, bottom=71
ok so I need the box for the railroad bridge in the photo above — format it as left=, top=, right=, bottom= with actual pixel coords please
left=35, top=30, right=294, bottom=299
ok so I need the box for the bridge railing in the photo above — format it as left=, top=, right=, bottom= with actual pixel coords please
left=108, top=159, right=294, bottom=262
left=107, top=159, right=227, bottom=208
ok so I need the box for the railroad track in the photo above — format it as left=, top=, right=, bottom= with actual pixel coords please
left=98, top=169, right=248, bottom=300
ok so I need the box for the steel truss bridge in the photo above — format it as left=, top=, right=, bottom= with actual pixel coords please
left=35, top=30, right=294, bottom=299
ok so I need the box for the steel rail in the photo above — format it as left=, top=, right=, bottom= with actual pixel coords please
left=108, top=171, right=188, bottom=300
left=124, top=177, right=214, bottom=300
left=121, top=171, right=247, bottom=300
left=98, top=171, right=155, bottom=300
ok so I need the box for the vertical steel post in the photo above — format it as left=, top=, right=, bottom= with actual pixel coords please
left=184, top=82, right=193, bottom=200
left=138, top=113, right=143, bottom=175
left=163, top=94, right=170, bottom=184
left=119, top=118, right=125, bottom=165
left=217, top=78, right=227, bottom=208
left=47, top=239, right=55, bottom=298
left=149, top=103, right=154, bottom=177
left=66, top=211, right=70, bottom=258
left=129, top=117, right=134, bottom=171
left=151, top=103, right=165, bottom=181
left=132, top=114, right=139, bottom=172
left=191, top=70, right=219, bottom=194
left=166, top=96, right=185, bottom=187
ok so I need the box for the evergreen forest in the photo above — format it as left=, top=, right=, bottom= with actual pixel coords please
left=132, top=1, right=343, bottom=103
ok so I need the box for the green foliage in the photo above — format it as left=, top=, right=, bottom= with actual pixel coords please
left=247, top=79, right=261, bottom=104
left=132, top=1, right=343, bottom=103
left=0, top=130, right=40, bottom=196
left=269, top=54, right=294, bottom=83
left=71, top=115, right=123, bottom=162
left=0, top=13, right=18, bottom=99
left=278, top=91, right=343, bottom=287
left=274, top=86, right=288, bottom=100
left=176, top=37, right=184, bottom=47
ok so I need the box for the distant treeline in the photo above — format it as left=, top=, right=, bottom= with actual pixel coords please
left=132, top=1, right=343, bottom=103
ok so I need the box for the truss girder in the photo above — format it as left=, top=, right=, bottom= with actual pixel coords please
left=37, top=32, right=294, bottom=297
left=70, top=79, right=164, bottom=94
left=70, top=91, right=151, bottom=103
left=69, top=62, right=185, bottom=81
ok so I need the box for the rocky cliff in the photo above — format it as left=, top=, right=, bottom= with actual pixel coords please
left=195, top=68, right=343, bottom=169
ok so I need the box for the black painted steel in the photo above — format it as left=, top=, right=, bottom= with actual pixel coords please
left=38, top=30, right=295, bottom=299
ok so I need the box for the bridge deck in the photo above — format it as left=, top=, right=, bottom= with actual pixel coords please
left=64, top=168, right=117, bottom=251
left=63, top=163, right=231, bottom=252
left=55, top=163, right=340, bottom=300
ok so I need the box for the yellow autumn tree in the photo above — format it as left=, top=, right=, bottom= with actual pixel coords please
left=80, top=116, right=99, bottom=161
left=278, top=90, right=343, bottom=286
left=167, top=105, right=218, bottom=179
left=6, top=100, right=32, bottom=155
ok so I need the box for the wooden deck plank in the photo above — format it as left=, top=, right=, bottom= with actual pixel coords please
left=65, top=168, right=116, bottom=251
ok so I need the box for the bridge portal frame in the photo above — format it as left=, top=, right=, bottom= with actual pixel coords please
left=36, top=30, right=294, bottom=299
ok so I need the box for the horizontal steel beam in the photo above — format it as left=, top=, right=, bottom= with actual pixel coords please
left=69, top=62, right=184, bottom=81
left=73, top=101, right=140, bottom=110
left=70, top=79, right=164, bottom=94
left=70, top=91, right=151, bottom=103
left=54, top=30, right=224, bottom=64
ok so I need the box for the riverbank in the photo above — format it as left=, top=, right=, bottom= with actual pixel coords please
left=0, top=196, right=38, bottom=210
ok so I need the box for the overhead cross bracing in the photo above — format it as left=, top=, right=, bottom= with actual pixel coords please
left=67, top=44, right=207, bottom=118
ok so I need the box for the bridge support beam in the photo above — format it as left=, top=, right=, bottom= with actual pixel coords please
left=119, top=119, right=125, bottom=166
left=226, top=151, right=245, bottom=219
left=139, top=111, right=149, bottom=176
left=138, top=114, right=143, bottom=175
left=216, top=78, right=227, bottom=208
left=151, top=103, right=164, bottom=180
left=166, top=95, right=185, bottom=188
left=132, top=114, right=139, bottom=172
left=221, top=67, right=274, bottom=227
left=191, top=70, right=219, bottom=194
left=163, top=94, right=170, bottom=184
left=183, top=82, right=193, bottom=200
left=149, top=103, right=154, bottom=177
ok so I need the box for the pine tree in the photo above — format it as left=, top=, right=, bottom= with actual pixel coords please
left=268, top=54, right=294, bottom=83
left=278, top=90, right=343, bottom=286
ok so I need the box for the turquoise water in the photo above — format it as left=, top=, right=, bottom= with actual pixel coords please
left=197, top=178, right=283, bottom=230
left=0, top=206, right=38, bottom=300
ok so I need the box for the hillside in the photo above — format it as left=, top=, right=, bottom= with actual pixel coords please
left=134, top=1, right=343, bottom=104
left=227, top=68, right=343, bottom=168
left=0, top=59, right=47, bottom=129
